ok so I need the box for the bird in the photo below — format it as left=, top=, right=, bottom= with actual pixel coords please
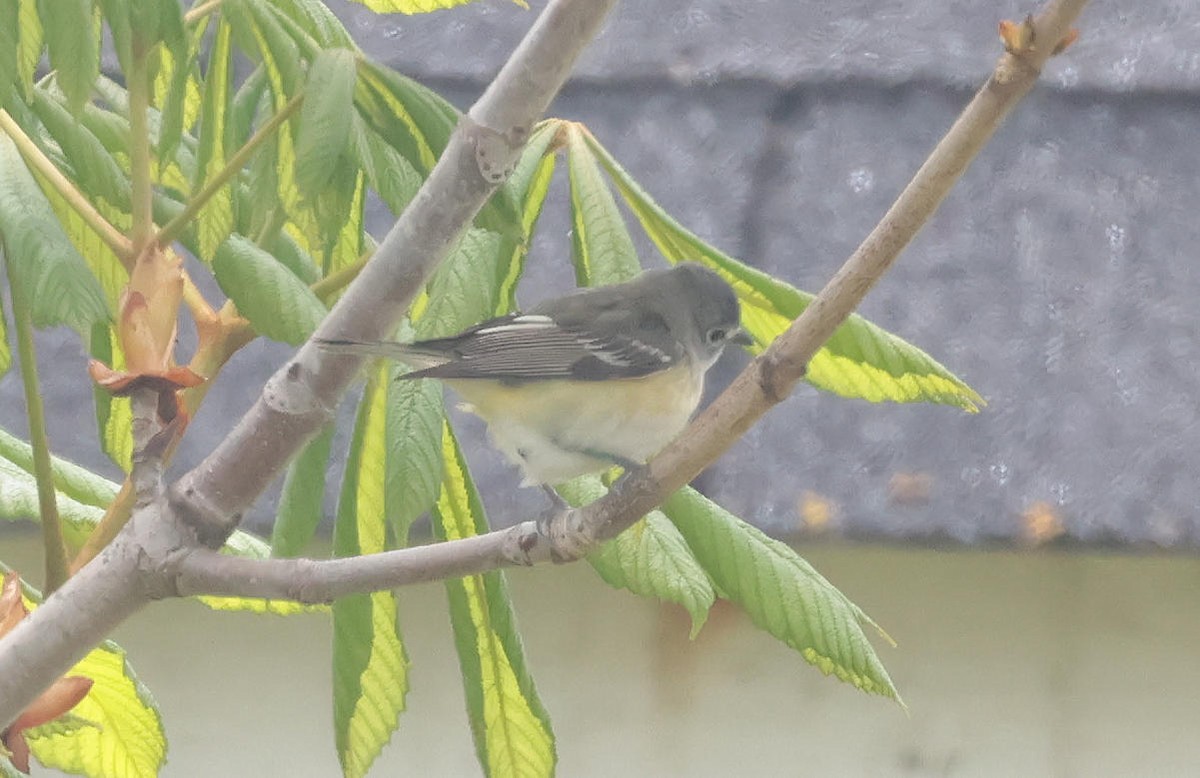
left=317, top=261, right=750, bottom=502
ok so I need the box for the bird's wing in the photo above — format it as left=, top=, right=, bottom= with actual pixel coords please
left=403, top=312, right=682, bottom=382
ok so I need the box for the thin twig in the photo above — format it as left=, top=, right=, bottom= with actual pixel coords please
left=7, top=271, right=70, bottom=593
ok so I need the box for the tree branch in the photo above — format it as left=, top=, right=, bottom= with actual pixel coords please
left=170, top=0, right=1090, bottom=603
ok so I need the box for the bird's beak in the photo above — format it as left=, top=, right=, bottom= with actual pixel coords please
left=730, top=328, right=754, bottom=346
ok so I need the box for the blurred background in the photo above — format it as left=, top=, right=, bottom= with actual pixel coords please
left=4, top=0, right=1200, bottom=775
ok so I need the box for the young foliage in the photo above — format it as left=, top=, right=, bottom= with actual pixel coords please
left=332, top=365, right=409, bottom=778
left=558, top=476, right=716, bottom=638
left=433, top=423, right=556, bottom=778
left=663, top=487, right=904, bottom=706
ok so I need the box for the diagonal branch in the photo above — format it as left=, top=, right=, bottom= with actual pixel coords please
left=172, top=0, right=1091, bottom=602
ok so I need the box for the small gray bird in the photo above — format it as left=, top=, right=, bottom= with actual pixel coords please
left=318, top=262, right=749, bottom=490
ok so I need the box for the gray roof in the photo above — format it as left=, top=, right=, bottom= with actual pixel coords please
left=5, top=0, right=1197, bottom=547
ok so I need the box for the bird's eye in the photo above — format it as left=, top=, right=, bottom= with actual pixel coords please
left=706, top=327, right=726, bottom=345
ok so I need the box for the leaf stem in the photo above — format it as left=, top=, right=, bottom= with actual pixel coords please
left=0, top=109, right=134, bottom=270
left=184, top=0, right=223, bottom=26
left=6, top=266, right=70, bottom=593
left=127, top=39, right=155, bottom=258
left=157, top=91, right=304, bottom=251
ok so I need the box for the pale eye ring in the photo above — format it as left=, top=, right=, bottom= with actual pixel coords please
left=706, top=327, right=726, bottom=345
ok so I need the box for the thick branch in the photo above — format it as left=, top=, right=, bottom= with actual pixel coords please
left=169, top=0, right=1089, bottom=602
left=167, top=0, right=620, bottom=542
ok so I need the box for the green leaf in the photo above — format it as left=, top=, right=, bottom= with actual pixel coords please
left=26, top=640, right=166, bottom=778
left=384, top=377, right=443, bottom=545
left=349, top=114, right=421, bottom=218
left=212, top=234, right=328, bottom=345
left=191, top=18, right=236, bottom=261
left=154, top=15, right=204, bottom=177
left=332, top=364, right=409, bottom=778
left=0, top=0, right=17, bottom=109
left=433, top=422, right=555, bottom=777
left=662, top=487, right=903, bottom=706
left=0, top=133, right=109, bottom=336
left=38, top=0, right=97, bottom=114
left=344, top=0, right=526, bottom=14
left=314, top=163, right=363, bottom=273
left=15, top=0, right=44, bottom=100
left=492, top=120, right=557, bottom=314
left=233, top=0, right=318, bottom=250
left=0, top=294, right=10, bottom=378
left=0, top=443, right=108, bottom=548
left=558, top=476, right=715, bottom=638
left=19, top=92, right=128, bottom=312
left=584, top=130, right=982, bottom=411
left=0, top=425, right=117, bottom=509
left=30, top=89, right=131, bottom=208
left=295, top=47, right=356, bottom=200
left=416, top=228, right=504, bottom=339
left=353, top=58, right=521, bottom=241
left=271, top=424, right=333, bottom=558
left=266, top=0, right=357, bottom=49
left=566, top=122, right=640, bottom=286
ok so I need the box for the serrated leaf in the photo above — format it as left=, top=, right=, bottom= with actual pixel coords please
left=384, top=377, right=443, bottom=544
left=662, top=487, right=903, bottom=705
left=154, top=15, right=205, bottom=175
left=416, top=228, right=504, bottom=339
left=0, top=0, right=17, bottom=109
left=585, top=130, right=982, bottom=411
left=233, top=0, right=320, bottom=252
left=492, top=120, right=557, bottom=314
left=349, top=114, right=421, bottom=218
left=0, top=445, right=109, bottom=547
left=566, top=122, right=640, bottom=286
left=15, top=0, right=43, bottom=99
left=0, top=295, right=9, bottom=378
left=38, top=0, right=97, bottom=114
left=271, top=424, right=333, bottom=558
left=345, top=0, right=526, bottom=14
left=20, top=103, right=128, bottom=313
left=212, top=234, right=327, bottom=345
left=0, top=133, right=109, bottom=336
left=315, top=164, right=363, bottom=273
left=0, top=425, right=117, bottom=509
left=559, top=476, right=715, bottom=638
left=433, top=422, right=555, bottom=777
left=191, top=18, right=236, bottom=260
left=296, top=47, right=356, bottom=200
left=30, top=89, right=131, bottom=208
left=332, top=364, right=409, bottom=778
left=267, top=0, right=357, bottom=49
left=26, top=640, right=165, bottom=778
left=353, top=58, right=521, bottom=241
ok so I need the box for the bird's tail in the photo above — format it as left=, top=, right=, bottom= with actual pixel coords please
left=313, top=338, right=445, bottom=370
